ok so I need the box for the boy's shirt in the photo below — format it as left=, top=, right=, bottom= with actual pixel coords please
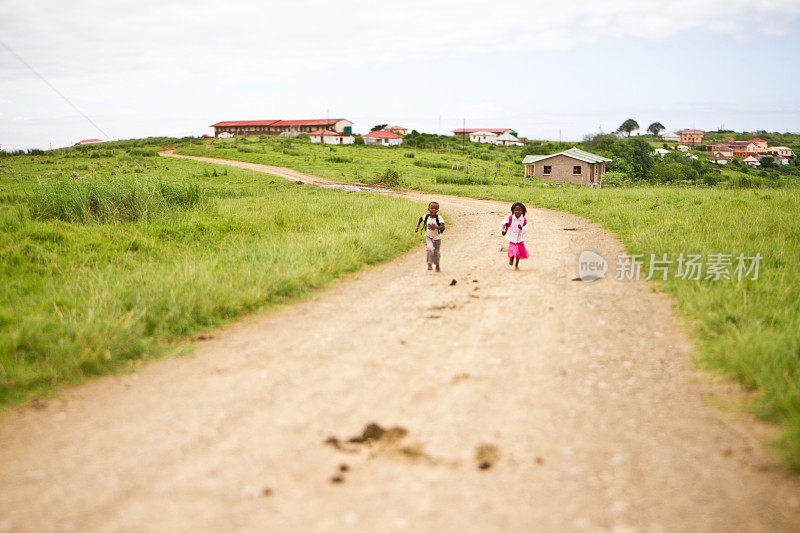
left=422, top=214, right=444, bottom=240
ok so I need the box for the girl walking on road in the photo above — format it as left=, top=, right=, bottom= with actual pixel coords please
left=415, top=201, right=445, bottom=271
left=501, top=202, right=529, bottom=270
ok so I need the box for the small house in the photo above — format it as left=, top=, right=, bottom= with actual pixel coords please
left=522, top=147, right=612, bottom=187
left=363, top=130, right=403, bottom=146
left=453, top=128, right=516, bottom=140
left=661, top=131, right=681, bottom=142
left=743, top=155, right=761, bottom=167
left=653, top=148, right=670, bottom=157
left=385, top=125, right=408, bottom=136
left=495, top=132, right=524, bottom=146
left=676, top=145, right=690, bottom=152
left=308, top=129, right=354, bottom=145
left=679, top=129, right=704, bottom=144
left=469, top=131, right=498, bottom=144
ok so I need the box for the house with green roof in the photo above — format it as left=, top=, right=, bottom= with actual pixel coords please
left=522, top=147, right=612, bottom=187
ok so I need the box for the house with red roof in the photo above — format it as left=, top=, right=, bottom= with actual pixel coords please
left=678, top=129, right=704, bottom=144
left=363, top=130, right=403, bottom=146
left=308, top=129, right=354, bottom=145
left=210, top=118, right=353, bottom=138
left=385, top=125, right=408, bottom=136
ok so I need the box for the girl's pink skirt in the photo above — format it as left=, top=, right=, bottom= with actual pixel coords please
left=508, top=241, right=529, bottom=259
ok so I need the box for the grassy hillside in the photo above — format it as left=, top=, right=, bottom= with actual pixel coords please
left=0, top=148, right=423, bottom=404
left=176, top=136, right=800, bottom=468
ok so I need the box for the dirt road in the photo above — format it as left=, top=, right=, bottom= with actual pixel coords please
left=1, top=153, right=798, bottom=532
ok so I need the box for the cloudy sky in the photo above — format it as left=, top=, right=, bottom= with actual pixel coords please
left=1, top=0, right=799, bottom=150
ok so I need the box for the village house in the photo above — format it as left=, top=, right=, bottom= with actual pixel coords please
left=653, top=148, right=671, bottom=157
left=766, top=146, right=793, bottom=158
left=210, top=119, right=354, bottom=138
left=676, top=145, right=690, bottom=152
left=363, top=129, right=403, bottom=146
left=308, top=130, right=354, bottom=145
left=453, top=128, right=516, bottom=141
left=661, top=131, right=681, bottom=142
left=494, top=132, right=524, bottom=146
left=743, top=155, right=761, bottom=167
left=469, top=130, right=498, bottom=143
left=385, top=125, right=408, bottom=136
left=679, top=129, right=704, bottom=144
left=522, top=147, right=612, bottom=187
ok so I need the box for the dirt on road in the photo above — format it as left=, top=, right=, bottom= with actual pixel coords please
left=1, top=152, right=798, bottom=532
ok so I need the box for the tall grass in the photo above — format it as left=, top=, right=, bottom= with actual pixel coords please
left=0, top=154, right=422, bottom=404
left=26, top=176, right=204, bottom=224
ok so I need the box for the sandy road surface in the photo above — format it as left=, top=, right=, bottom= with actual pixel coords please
left=1, top=153, right=799, bottom=532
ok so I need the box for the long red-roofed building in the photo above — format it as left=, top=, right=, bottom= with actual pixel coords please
left=453, top=127, right=516, bottom=138
left=210, top=118, right=353, bottom=137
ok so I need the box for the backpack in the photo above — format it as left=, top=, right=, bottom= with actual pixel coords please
left=423, top=214, right=445, bottom=234
left=502, top=214, right=526, bottom=235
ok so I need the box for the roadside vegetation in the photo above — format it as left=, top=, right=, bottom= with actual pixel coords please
left=3, top=133, right=800, bottom=468
left=0, top=146, right=421, bottom=404
left=175, top=135, right=800, bottom=468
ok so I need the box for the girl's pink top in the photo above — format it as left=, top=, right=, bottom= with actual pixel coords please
left=501, top=214, right=528, bottom=243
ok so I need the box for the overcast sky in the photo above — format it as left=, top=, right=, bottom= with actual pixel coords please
left=1, top=0, right=799, bottom=150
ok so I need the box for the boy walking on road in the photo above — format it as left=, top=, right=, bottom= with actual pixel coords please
left=415, top=201, right=445, bottom=271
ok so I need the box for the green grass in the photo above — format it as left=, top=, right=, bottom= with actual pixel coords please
left=0, top=150, right=422, bottom=404
left=175, top=137, right=800, bottom=469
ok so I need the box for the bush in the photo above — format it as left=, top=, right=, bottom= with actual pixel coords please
left=326, top=156, right=353, bottom=163
left=404, top=152, right=415, bottom=158
left=414, top=159, right=450, bottom=169
left=371, top=168, right=400, bottom=187
left=599, top=171, right=628, bottom=187
left=127, top=148, right=157, bottom=157
left=435, top=174, right=490, bottom=185
left=26, top=176, right=206, bottom=223
left=353, top=136, right=365, bottom=146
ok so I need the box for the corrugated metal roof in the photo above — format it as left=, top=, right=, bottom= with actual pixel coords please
left=210, top=119, right=348, bottom=127
left=522, top=147, right=612, bottom=165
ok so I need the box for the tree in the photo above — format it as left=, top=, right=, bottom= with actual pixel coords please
left=371, top=124, right=388, bottom=132
left=647, top=122, right=665, bottom=137
left=353, top=135, right=365, bottom=146
left=759, top=156, right=775, bottom=170
left=617, top=119, right=640, bottom=137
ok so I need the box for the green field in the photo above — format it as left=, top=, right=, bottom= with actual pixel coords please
left=0, top=147, right=422, bottom=404
left=3, top=135, right=800, bottom=470
left=175, top=136, right=800, bottom=468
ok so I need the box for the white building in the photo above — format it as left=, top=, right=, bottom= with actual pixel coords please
left=494, top=132, right=524, bottom=146
left=653, top=148, right=670, bottom=157
left=661, top=131, right=681, bottom=142
left=363, top=130, right=403, bottom=146
left=743, top=155, right=761, bottom=167
left=676, top=145, right=690, bottom=152
left=469, top=131, right=498, bottom=144
left=308, top=129, right=354, bottom=145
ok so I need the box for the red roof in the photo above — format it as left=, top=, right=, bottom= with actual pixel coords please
left=748, top=138, right=767, bottom=142
left=453, top=128, right=510, bottom=134
left=210, top=119, right=346, bottom=127
left=308, top=129, right=340, bottom=136
left=679, top=129, right=704, bottom=134
left=210, top=120, right=278, bottom=127
left=74, top=139, right=104, bottom=145
left=363, top=130, right=403, bottom=139
left=386, top=125, right=406, bottom=130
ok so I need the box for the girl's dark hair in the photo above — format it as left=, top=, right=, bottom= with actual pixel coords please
left=510, top=202, right=527, bottom=216
left=428, top=201, right=439, bottom=208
